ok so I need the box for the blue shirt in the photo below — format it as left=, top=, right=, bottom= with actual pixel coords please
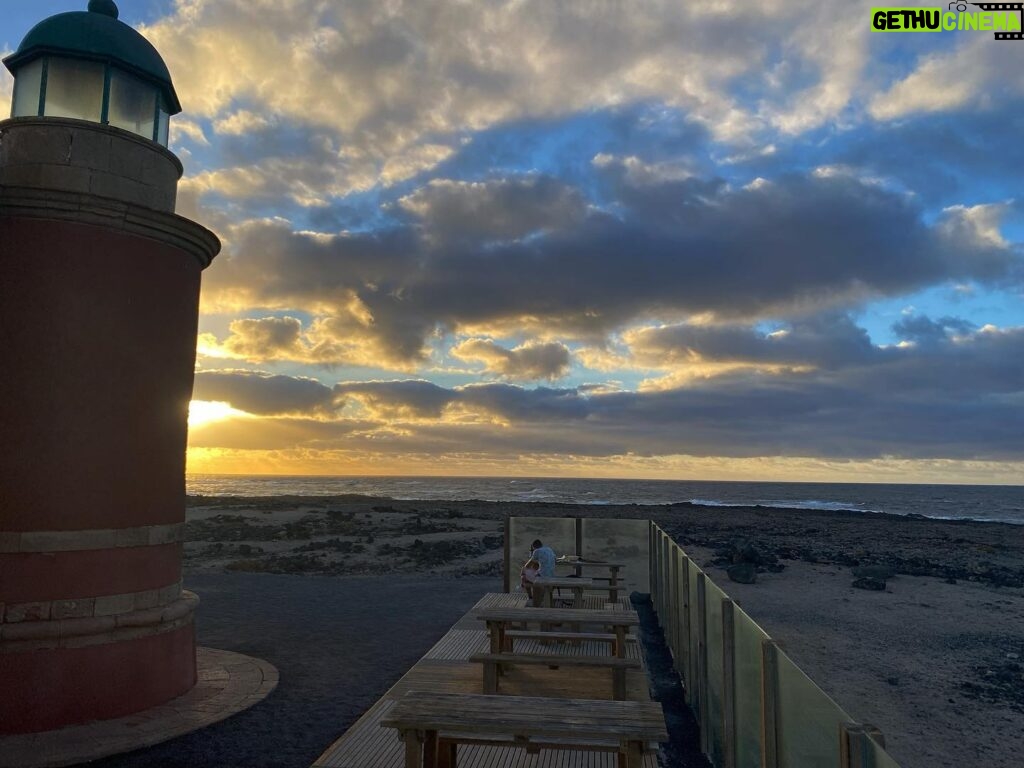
left=531, top=545, right=556, bottom=577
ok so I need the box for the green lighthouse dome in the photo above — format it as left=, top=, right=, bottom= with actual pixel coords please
left=4, top=1, right=181, bottom=146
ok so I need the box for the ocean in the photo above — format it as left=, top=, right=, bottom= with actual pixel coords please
left=186, top=475, right=1024, bottom=525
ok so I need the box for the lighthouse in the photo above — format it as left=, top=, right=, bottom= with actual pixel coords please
left=0, top=0, right=219, bottom=733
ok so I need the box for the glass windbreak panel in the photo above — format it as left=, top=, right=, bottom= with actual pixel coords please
left=43, top=58, right=104, bottom=121
left=705, top=580, right=727, bottom=767
left=508, top=517, right=577, bottom=588
left=776, top=648, right=853, bottom=768
left=157, top=108, right=170, bottom=146
left=687, top=559, right=701, bottom=711
left=580, top=518, right=650, bottom=594
left=108, top=68, right=156, bottom=139
left=867, top=736, right=903, bottom=768
left=734, top=606, right=769, bottom=768
left=11, top=58, right=44, bottom=117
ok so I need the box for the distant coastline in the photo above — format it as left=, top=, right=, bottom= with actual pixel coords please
left=187, top=474, right=1024, bottom=525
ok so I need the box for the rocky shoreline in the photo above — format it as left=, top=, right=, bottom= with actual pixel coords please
left=179, top=493, right=1024, bottom=768
left=185, top=493, right=1024, bottom=589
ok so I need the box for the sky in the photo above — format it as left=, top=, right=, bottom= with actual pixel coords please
left=2, top=1, right=1023, bottom=483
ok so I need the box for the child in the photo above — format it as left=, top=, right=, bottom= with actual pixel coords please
left=520, top=558, right=541, bottom=601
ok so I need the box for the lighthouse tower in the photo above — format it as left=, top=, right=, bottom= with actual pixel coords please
left=0, top=0, right=218, bottom=733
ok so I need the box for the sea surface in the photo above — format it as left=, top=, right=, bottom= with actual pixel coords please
left=186, top=475, right=1024, bottom=525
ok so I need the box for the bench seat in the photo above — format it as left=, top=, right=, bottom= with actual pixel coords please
left=381, top=692, right=667, bottom=768
left=470, top=652, right=640, bottom=699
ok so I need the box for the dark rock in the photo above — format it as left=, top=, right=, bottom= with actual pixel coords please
left=852, top=576, right=887, bottom=591
left=852, top=564, right=896, bottom=580
left=727, top=563, right=757, bottom=584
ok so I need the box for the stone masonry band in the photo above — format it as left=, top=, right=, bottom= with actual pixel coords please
left=0, top=522, right=186, bottom=553
left=0, top=590, right=198, bottom=654
left=1, top=578, right=185, bottom=624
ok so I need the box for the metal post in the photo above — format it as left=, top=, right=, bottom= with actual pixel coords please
left=503, top=517, right=511, bottom=593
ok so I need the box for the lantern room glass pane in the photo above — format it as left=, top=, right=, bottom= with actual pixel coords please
left=42, top=58, right=104, bottom=122
left=157, top=107, right=170, bottom=146
left=108, top=68, right=157, bottom=139
left=11, top=58, right=44, bottom=118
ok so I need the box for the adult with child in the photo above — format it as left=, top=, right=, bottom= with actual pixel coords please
left=530, top=539, right=556, bottom=576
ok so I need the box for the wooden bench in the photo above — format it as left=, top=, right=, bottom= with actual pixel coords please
left=470, top=652, right=640, bottom=700
left=380, top=690, right=668, bottom=768
left=503, top=629, right=636, bottom=655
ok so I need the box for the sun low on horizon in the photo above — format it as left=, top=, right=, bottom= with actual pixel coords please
left=4, top=1, right=1021, bottom=485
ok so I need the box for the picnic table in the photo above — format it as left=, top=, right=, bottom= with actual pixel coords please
left=475, top=606, right=639, bottom=658
left=557, top=558, right=626, bottom=602
left=381, top=690, right=667, bottom=768
left=530, top=576, right=594, bottom=608
left=474, top=606, right=641, bottom=699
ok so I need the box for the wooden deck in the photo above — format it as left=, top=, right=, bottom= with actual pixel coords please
left=312, top=592, right=660, bottom=768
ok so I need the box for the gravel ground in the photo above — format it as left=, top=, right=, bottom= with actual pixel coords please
left=87, top=572, right=500, bottom=768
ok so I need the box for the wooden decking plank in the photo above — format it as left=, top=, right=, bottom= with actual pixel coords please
left=313, top=592, right=661, bottom=768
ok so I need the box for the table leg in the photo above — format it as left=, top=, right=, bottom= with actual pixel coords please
left=424, top=730, right=438, bottom=768
left=623, top=740, right=644, bottom=768
left=488, top=621, right=501, bottom=654
left=614, top=626, right=626, bottom=658
left=403, top=730, right=424, bottom=768
left=609, top=567, right=620, bottom=604
left=437, top=739, right=457, bottom=768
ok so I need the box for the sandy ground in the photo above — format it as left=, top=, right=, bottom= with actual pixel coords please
left=107, top=495, right=1023, bottom=768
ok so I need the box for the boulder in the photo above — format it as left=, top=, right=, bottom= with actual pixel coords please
left=852, top=576, right=887, bottom=591
left=727, top=563, right=757, bottom=584
left=852, top=564, right=896, bottom=580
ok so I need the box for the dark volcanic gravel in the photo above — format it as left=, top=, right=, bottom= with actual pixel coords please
left=87, top=572, right=499, bottom=768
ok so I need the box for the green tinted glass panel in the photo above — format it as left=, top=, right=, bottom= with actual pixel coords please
left=734, top=606, right=769, bottom=768
left=12, top=58, right=44, bottom=117
left=43, top=57, right=104, bottom=121
left=705, top=580, right=727, bottom=766
left=776, top=648, right=853, bottom=767
left=867, top=735, right=903, bottom=767
left=580, top=517, right=650, bottom=594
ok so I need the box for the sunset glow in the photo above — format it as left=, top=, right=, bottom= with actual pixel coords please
left=5, top=1, right=1020, bottom=483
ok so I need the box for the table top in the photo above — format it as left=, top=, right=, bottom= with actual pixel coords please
left=476, top=606, right=639, bottom=625
left=557, top=558, right=626, bottom=569
left=381, top=691, right=668, bottom=742
left=531, top=576, right=595, bottom=588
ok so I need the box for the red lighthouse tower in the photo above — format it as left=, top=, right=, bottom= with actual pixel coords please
left=0, top=0, right=218, bottom=733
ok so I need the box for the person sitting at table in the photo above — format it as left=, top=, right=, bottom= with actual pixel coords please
left=520, top=558, right=541, bottom=601
left=530, top=539, right=557, bottom=577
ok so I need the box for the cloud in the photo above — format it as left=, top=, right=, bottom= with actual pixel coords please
left=624, top=314, right=876, bottom=370
left=398, top=176, right=587, bottom=242
left=891, top=315, right=975, bottom=344
left=199, top=171, right=1019, bottom=367
left=199, top=317, right=307, bottom=362
left=450, top=338, right=572, bottom=381
left=170, top=118, right=211, bottom=146
left=188, top=320, right=1024, bottom=462
left=192, top=370, right=338, bottom=416
left=869, top=37, right=1024, bottom=121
